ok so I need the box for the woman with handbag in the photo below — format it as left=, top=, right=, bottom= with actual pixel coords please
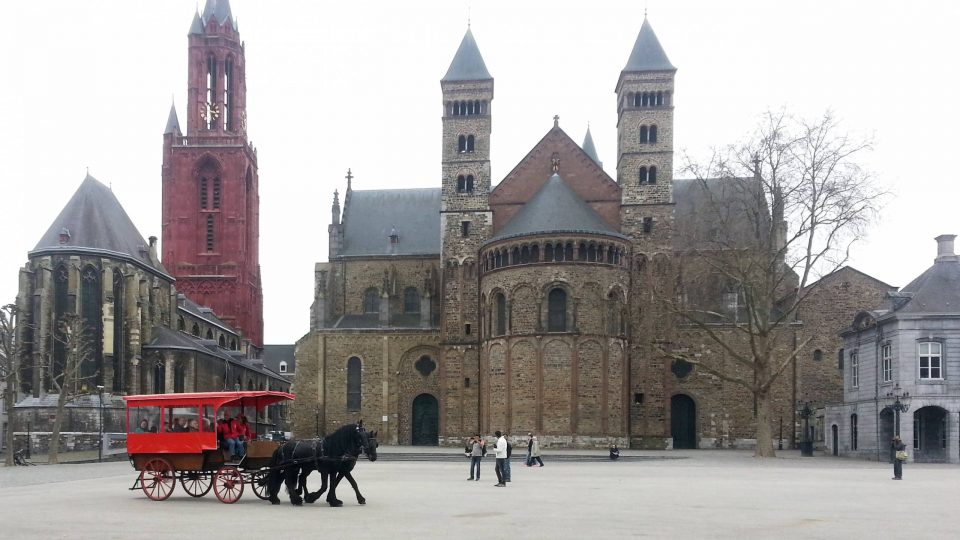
left=892, top=435, right=907, bottom=480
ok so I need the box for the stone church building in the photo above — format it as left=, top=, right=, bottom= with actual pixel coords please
left=292, top=19, right=892, bottom=447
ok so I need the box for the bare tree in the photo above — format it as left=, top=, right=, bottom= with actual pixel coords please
left=656, top=110, right=885, bottom=457
left=45, top=314, right=98, bottom=464
left=1, top=304, right=18, bottom=466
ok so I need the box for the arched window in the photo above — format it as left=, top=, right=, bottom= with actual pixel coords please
left=639, top=166, right=647, bottom=184
left=458, top=135, right=466, bottom=152
left=520, top=246, right=530, bottom=264
left=587, top=244, right=597, bottom=262
left=205, top=55, right=217, bottom=130
left=639, top=125, right=648, bottom=143
left=656, top=91, right=664, bottom=106
left=466, top=175, right=474, bottom=192
left=279, top=361, right=288, bottom=373
left=205, top=329, right=213, bottom=340
left=347, top=357, right=362, bottom=411
left=218, top=335, right=226, bottom=348
left=191, top=323, right=200, bottom=337
left=530, top=244, right=539, bottom=262
left=578, top=243, right=588, bottom=261
left=494, top=293, right=506, bottom=336
left=466, top=135, right=475, bottom=152
left=564, top=242, right=573, bottom=261
left=457, top=175, right=465, bottom=192
left=153, top=362, right=165, bottom=394
left=80, top=265, right=102, bottom=384
left=230, top=339, right=237, bottom=350
left=545, top=243, right=554, bottom=261
left=247, top=379, right=254, bottom=391
left=511, top=247, right=520, bottom=265
left=650, top=125, right=658, bottom=143
left=404, top=287, right=420, bottom=313
left=177, top=317, right=185, bottom=331
left=649, top=166, right=657, bottom=184
left=223, top=57, right=234, bottom=131
left=494, top=251, right=502, bottom=268
left=363, top=288, right=380, bottom=313
left=173, top=362, right=185, bottom=393
left=547, top=288, right=567, bottom=332
left=633, top=93, right=641, bottom=107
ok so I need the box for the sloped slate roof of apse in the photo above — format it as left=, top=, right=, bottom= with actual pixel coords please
left=32, top=174, right=168, bottom=275
left=339, top=189, right=441, bottom=256
left=490, top=173, right=626, bottom=243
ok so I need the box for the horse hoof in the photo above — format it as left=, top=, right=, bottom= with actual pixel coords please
left=304, top=494, right=318, bottom=504
left=328, top=500, right=343, bottom=507
left=291, top=498, right=303, bottom=506
left=358, top=499, right=366, bottom=505
left=270, top=498, right=281, bottom=505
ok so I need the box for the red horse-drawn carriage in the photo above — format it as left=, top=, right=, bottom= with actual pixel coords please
left=124, top=391, right=294, bottom=503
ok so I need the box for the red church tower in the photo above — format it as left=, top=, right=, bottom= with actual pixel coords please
left=162, top=0, right=263, bottom=348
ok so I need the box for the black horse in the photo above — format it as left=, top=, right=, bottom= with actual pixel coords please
left=302, top=429, right=378, bottom=506
left=265, top=423, right=377, bottom=506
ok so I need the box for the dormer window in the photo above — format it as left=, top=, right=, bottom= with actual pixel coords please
left=279, top=361, right=288, bottom=373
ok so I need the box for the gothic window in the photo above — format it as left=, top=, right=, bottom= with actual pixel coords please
left=639, top=166, right=647, bottom=184
left=639, top=125, right=648, bottom=143
left=191, top=323, right=200, bottom=337
left=247, top=379, right=254, bottom=391
left=112, top=268, right=124, bottom=392
left=173, top=362, right=185, bottom=393
left=177, top=317, right=185, bottom=331
left=80, top=265, right=102, bottom=385
left=346, top=357, right=362, bottom=411
left=206, top=55, right=217, bottom=130
left=363, top=288, right=380, bottom=313
left=230, top=339, right=237, bottom=350
left=404, top=287, right=420, bottom=313
left=153, top=362, right=165, bottom=394
left=650, top=125, right=658, bottom=143
left=218, top=335, right=226, bottom=348
left=494, top=293, right=506, bottom=336
left=206, top=215, right=215, bottom=252
left=547, top=288, right=567, bottom=332
left=205, top=329, right=214, bottom=340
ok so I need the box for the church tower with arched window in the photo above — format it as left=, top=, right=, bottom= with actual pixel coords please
left=162, top=0, right=263, bottom=348
left=616, top=17, right=676, bottom=251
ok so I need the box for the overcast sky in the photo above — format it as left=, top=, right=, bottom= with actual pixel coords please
left=1, top=1, right=958, bottom=344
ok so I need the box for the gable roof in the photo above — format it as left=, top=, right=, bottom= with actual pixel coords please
left=623, top=18, right=675, bottom=72
left=893, top=258, right=960, bottom=314
left=339, top=189, right=441, bottom=257
left=31, top=175, right=169, bottom=277
left=442, top=28, right=492, bottom=82
left=803, top=266, right=897, bottom=292
left=490, top=173, right=626, bottom=243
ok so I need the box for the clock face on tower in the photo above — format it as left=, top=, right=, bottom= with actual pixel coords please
left=202, top=102, right=220, bottom=125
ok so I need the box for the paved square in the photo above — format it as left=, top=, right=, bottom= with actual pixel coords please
left=1, top=451, right=957, bottom=539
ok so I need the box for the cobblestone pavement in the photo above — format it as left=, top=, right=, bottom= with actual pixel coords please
left=1, top=450, right=957, bottom=539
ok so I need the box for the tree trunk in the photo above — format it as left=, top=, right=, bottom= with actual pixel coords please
left=49, top=392, right=68, bottom=464
left=754, top=389, right=776, bottom=458
left=3, top=384, right=14, bottom=466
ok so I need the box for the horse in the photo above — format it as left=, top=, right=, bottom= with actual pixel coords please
left=302, top=429, right=378, bottom=506
left=265, top=423, right=376, bottom=506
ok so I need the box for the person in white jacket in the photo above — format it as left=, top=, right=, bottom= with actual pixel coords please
left=493, top=430, right=508, bottom=487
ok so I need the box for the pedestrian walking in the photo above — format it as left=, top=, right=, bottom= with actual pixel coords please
left=526, top=433, right=534, bottom=466
left=493, top=430, right=508, bottom=486
left=529, top=435, right=544, bottom=466
left=466, top=435, right=483, bottom=481
left=892, top=435, right=907, bottom=480
left=502, top=433, right=512, bottom=482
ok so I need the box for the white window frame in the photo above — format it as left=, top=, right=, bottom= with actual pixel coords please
left=279, top=361, right=288, bottom=373
left=850, top=350, right=859, bottom=388
left=881, top=343, right=892, bottom=383
left=918, top=341, right=943, bottom=380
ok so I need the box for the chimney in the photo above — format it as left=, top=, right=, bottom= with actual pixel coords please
left=148, top=236, right=159, bottom=265
left=935, top=234, right=958, bottom=263
left=58, top=228, right=71, bottom=244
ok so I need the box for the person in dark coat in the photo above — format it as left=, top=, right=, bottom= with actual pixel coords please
left=892, top=436, right=906, bottom=480
left=609, top=444, right=620, bottom=460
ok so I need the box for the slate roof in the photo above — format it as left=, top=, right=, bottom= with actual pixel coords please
left=263, top=345, right=295, bottom=375
left=145, top=326, right=284, bottom=381
left=490, top=173, right=626, bottom=243
left=672, top=177, right=767, bottom=250
left=339, top=189, right=441, bottom=257
left=623, top=18, right=675, bottom=72
left=177, top=294, right=237, bottom=335
left=582, top=126, right=601, bottom=166
left=164, top=103, right=181, bottom=134
left=189, top=11, right=204, bottom=34
left=201, top=0, right=234, bottom=28
left=31, top=175, right=170, bottom=277
left=891, top=257, right=960, bottom=314
left=442, top=28, right=492, bottom=82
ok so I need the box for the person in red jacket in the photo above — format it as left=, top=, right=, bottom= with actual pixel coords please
left=219, top=415, right=242, bottom=460
left=229, top=415, right=255, bottom=458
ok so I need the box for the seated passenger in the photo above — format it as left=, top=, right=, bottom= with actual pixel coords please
left=219, top=416, right=242, bottom=460
left=135, top=419, right=149, bottom=433
left=228, top=416, right=251, bottom=458
left=187, top=419, right=200, bottom=432
left=171, top=418, right=187, bottom=433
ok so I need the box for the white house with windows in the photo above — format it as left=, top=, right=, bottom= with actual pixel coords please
left=826, top=235, right=960, bottom=463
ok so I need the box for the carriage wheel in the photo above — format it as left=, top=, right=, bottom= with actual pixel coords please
left=214, top=466, right=244, bottom=504
left=179, top=471, right=213, bottom=497
left=140, top=458, right=176, bottom=501
left=250, top=471, right=271, bottom=500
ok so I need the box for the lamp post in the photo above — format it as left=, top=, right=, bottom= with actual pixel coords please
left=96, top=385, right=105, bottom=462
left=886, top=383, right=910, bottom=438
left=798, top=401, right=814, bottom=457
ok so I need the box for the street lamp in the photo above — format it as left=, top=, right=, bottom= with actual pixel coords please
left=96, top=385, right=105, bottom=462
left=797, top=401, right=814, bottom=457
left=886, top=383, right=910, bottom=437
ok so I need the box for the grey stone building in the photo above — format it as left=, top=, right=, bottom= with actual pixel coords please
left=826, top=235, right=960, bottom=463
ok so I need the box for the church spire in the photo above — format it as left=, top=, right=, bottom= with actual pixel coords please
left=623, top=17, right=675, bottom=72
left=442, top=27, right=492, bottom=82
left=582, top=124, right=601, bottom=167
left=164, top=101, right=181, bottom=135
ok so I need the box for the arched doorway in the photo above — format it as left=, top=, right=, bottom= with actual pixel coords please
left=411, top=394, right=439, bottom=446
left=913, top=406, right=948, bottom=463
left=831, top=425, right=838, bottom=456
left=879, top=408, right=895, bottom=462
left=671, top=394, right=697, bottom=449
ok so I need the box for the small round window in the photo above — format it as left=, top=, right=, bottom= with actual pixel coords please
left=415, top=356, right=436, bottom=377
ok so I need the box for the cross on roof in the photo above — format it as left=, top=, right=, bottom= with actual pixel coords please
left=345, top=168, right=353, bottom=190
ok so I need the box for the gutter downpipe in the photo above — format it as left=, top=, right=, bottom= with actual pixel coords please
left=874, top=323, right=882, bottom=462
